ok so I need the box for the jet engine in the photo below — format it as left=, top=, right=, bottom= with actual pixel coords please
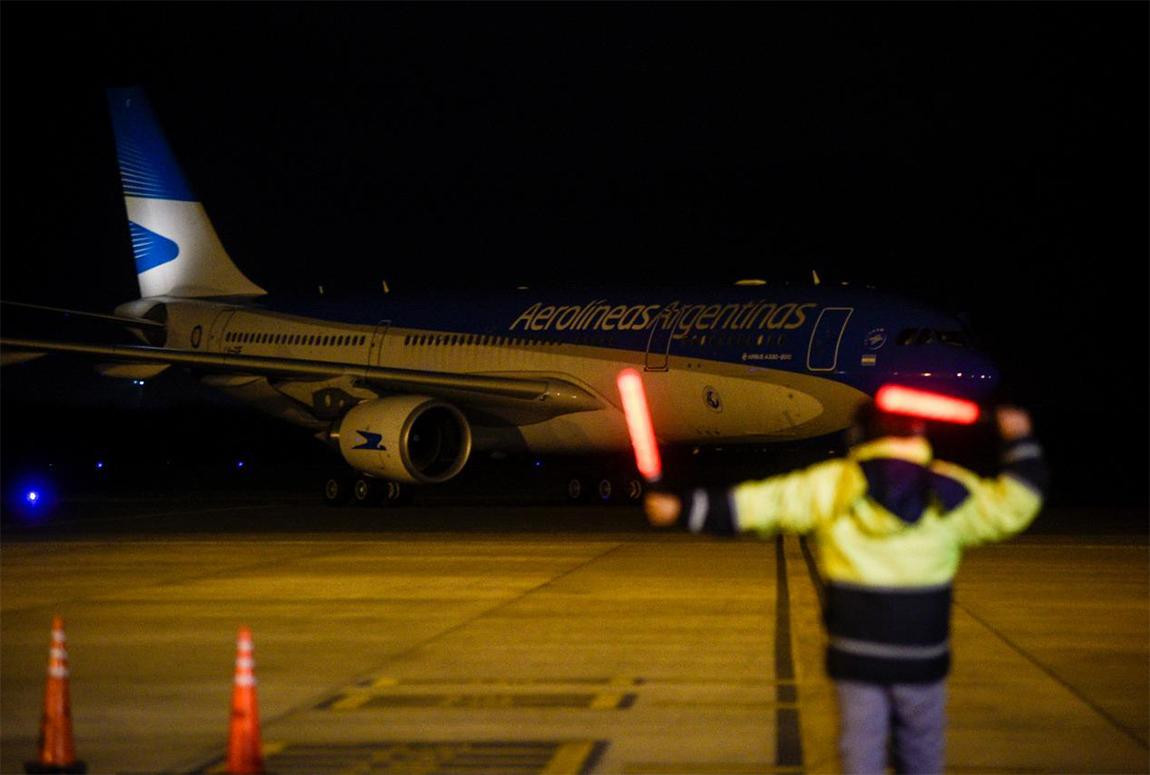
left=335, top=396, right=472, bottom=484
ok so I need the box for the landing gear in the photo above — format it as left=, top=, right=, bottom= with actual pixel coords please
left=322, top=475, right=352, bottom=506
left=565, top=477, right=587, bottom=502
left=623, top=477, right=644, bottom=502
left=352, top=477, right=407, bottom=506
left=323, top=473, right=406, bottom=507
left=382, top=480, right=406, bottom=504
left=352, top=476, right=379, bottom=505
left=596, top=478, right=615, bottom=502
left=564, top=474, right=644, bottom=504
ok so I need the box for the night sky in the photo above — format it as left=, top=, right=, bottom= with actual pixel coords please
left=1, top=3, right=1146, bottom=506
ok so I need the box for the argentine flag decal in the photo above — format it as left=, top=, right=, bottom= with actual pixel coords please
left=128, top=221, right=180, bottom=272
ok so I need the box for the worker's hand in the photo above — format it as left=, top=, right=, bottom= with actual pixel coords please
left=644, top=492, right=682, bottom=527
left=996, top=406, right=1033, bottom=441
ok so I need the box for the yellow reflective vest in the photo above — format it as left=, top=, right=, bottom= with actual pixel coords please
left=682, top=434, right=1047, bottom=682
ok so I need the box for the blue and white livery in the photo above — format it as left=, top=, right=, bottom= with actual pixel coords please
left=107, top=88, right=265, bottom=298
left=1, top=89, right=998, bottom=503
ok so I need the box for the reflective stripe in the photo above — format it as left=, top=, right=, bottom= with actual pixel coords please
left=1002, top=442, right=1043, bottom=464
left=830, top=636, right=949, bottom=660
left=50, top=648, right=68, bottom=660
left=52, top=630, right=66, bottom=643
left=689, top=490, right=708, bottom=533
left=235, top=657, right=254, bottom=670
left=234, top=675, right=257, bottom=687
left=48, top=666, right=70, bottom=678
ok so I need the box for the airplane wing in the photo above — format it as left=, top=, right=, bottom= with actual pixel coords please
left=0, top=337, right=604, bottom=417
left=1, top=300, right=166, bottom=331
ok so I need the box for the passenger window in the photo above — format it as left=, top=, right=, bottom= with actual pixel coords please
left=939, top=330, right=967, bottom=347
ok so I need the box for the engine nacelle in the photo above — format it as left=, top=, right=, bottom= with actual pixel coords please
left=336, top=396, right=472, bottom=484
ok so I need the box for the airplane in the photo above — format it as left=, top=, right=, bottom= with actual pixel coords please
left=0, top=87, right=999, bottom=505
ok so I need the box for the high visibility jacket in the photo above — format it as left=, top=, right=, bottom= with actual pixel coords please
left=681, top=434, right=1048, bottom=683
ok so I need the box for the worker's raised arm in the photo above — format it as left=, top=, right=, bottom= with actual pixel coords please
left=644, top=458, right=851, bottom=537
left=937, top=406, right=1050, bottom=547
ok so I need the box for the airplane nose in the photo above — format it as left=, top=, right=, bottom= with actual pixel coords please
left=877, top=346, right=1000, bottom=401
left=956, top=349, right=1000, bottom=400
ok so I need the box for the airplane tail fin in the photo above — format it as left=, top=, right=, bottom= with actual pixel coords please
left=106, top=88, right=266, bottom=299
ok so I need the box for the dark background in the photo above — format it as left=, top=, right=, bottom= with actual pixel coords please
left=1, top=2, right=1146, bottom=508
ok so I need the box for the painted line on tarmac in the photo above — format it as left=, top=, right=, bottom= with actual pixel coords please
left=318, top=690, right=638, bottom=711
left=774, top=535, right=804, bottom=770
left=197, top=739, right=605, bottom=775
left=955, top=599, right=1149, bottom=750
left=625, top=764, right=803, bottom=774
left=360, top=675, right=790, bottom=687
left=184, top=541, right=631, bottom=773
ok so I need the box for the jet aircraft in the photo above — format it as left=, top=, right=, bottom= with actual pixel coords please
left=1, top=88, right=998, bottom=504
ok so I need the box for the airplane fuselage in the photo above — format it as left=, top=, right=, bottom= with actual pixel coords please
left=117, top=284, right=994, bottom=456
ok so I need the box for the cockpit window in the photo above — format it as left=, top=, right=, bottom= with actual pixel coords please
left=897, top=328, right=968, bottom=347
left=937, top=330, right=968, bottom=347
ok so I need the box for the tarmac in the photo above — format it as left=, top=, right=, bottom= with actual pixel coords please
left=1, top=496, right=1147, bottom=774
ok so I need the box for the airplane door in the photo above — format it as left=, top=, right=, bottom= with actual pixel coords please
left=207, top=309, right=236, bottom=352
left=367, top=321, right=391, bottom=367
left=806, top=307, right=853, bottom=372
left=645, top=308, right=675, bottom=371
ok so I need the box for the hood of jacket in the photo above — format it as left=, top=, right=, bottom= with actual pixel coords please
left=846, top=435, right=967, bottom=535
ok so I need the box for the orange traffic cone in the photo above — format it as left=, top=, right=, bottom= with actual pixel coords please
left=25, top=615, right=86, bottom=773
left=226, top=626, right=264, bottom=774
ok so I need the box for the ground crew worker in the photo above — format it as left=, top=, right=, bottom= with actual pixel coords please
left=645, top=400, right=1048, bottom=775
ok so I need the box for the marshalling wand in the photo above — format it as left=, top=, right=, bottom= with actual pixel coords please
left=616, top=367, right=663, bottom=484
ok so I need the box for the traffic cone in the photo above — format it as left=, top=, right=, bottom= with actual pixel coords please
left=226, top=626, right=264, bottom=775
left=25, top=615, right=86, bottom=774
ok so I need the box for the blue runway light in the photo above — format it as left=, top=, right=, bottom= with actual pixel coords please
left=25, top=490, right=40, bottom=505
left=236, top=460, right=246, bottom=469
left=96, top=461, right=105, bottom=470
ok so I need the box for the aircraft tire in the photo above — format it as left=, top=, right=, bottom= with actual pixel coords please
left=382, top=480, right=406, bottom=505
left=624, top=477, right=644, bottom=501
left=596, top=478, right=615, bottom=503
left=323, top=475, right=352, bottom=507
left=565, top=477, right=588, bottom=502
left=352, top=477, right=381, bottom=507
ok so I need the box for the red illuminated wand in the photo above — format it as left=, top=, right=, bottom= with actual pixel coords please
left=616, top=368, right=663, bottom=484
left=874, top=384, right=981, bottom=425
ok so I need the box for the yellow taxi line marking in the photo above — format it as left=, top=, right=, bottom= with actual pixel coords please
left=541, top=741, right=596, bottom=775
left=625, top=764, right=802, bottom=774
left=330, top=692, right=373, bottom=711
left=589, top=692, right=624, bottom=710
left=648, top=700, right=797, bottom=709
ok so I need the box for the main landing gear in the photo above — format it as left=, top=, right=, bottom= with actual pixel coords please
left=323, top=474, right=407, bottom=507
left=564, top=474, right=644, bottom=504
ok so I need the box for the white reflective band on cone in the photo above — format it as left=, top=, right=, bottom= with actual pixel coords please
left=234, top=675, right=257, bottom=687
